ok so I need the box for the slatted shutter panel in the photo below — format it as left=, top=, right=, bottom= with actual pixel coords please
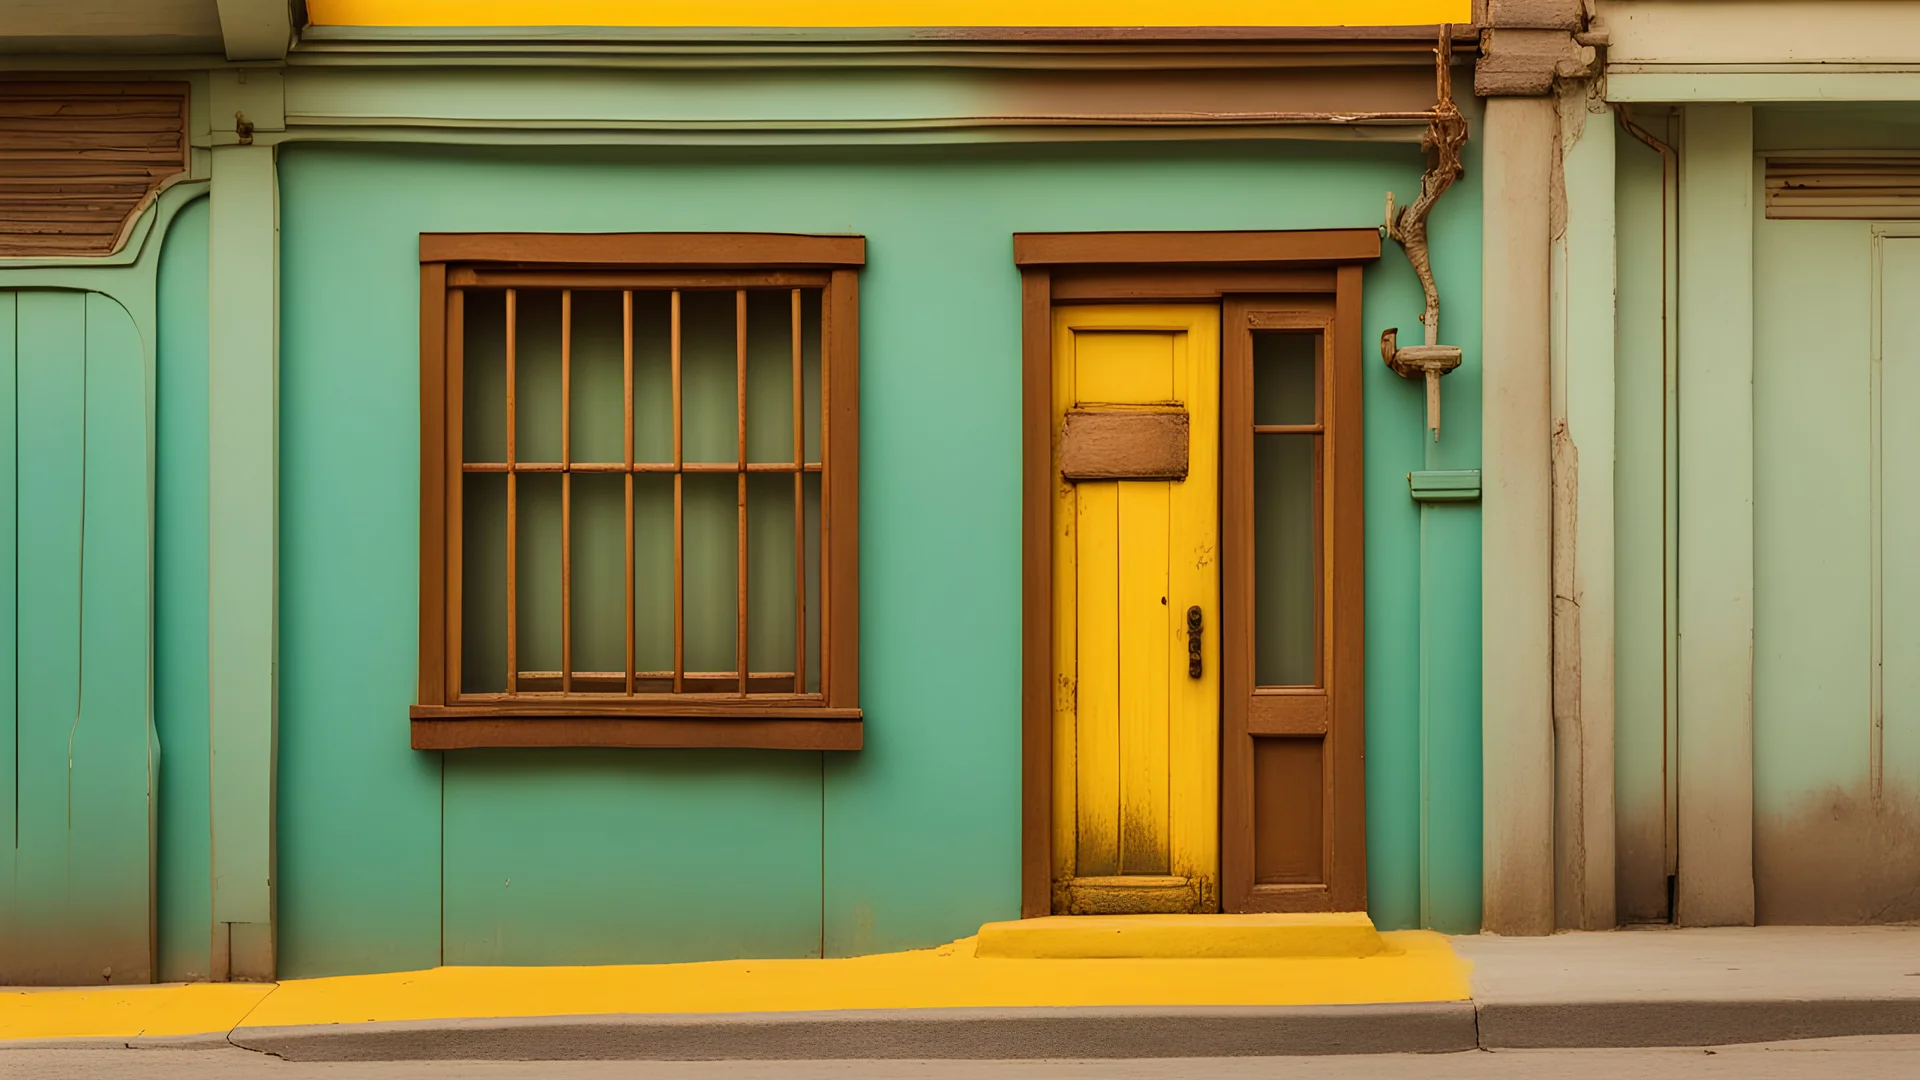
left=1766, top=157, right=1920, bottom=220
left=0, top=82, right=189, bottom=257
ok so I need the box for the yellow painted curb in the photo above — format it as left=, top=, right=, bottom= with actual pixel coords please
left=0, top=983, right=272, bottom=1043
left=975, top=913, right=1387, bottom=959
left=2, top=930, right=1468, bottom=1042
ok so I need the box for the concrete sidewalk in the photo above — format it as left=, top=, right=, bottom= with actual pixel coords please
left=2, top=925, right=1917, bottom=1059
left=1458, top=925, right=1920, bottom=1048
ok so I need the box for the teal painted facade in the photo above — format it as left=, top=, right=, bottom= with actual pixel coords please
left=263, top=138, right=1483, bottom=976
left=4, top=60, right=1488, bottom=982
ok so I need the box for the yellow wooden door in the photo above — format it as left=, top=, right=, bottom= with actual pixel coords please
left=1051, top=304, right=1220, bottom=914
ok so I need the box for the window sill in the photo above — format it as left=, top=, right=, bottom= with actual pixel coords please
left=410, top=705, right=862, bottom=750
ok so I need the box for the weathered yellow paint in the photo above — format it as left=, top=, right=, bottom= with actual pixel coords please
left=0, top=931, right=1464, bottom=1042
left=975, top=913, right=1387, bottom=959
left=1052, top=305, right=1220, bottom=913
left=309, top=0, right=1469, bottom=28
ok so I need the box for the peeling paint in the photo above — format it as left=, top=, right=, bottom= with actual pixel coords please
left=1549, top=418, right=1591, bottom=929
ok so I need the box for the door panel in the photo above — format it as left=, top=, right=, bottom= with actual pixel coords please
left=1221, top=294, right=1365, bottom=913
left=1051, top=304, right=1219, bottom=914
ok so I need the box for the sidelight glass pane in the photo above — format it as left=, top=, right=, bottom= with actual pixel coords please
left=516, top=473, right=563, bottom=687
left=570, top=474, right=626, bottom=685
left=515, top=291, right=564, bottom=464
left=461, top=472, right=508, bottom=693
left=632, top=473, right=675, bottom=688
left=1254, top=331, right=1319, bottom=426
left=1255, top=433, right=1318, bottom=686
left=680, top=291, right=738, bottom=464
left=463, top=291, right=507, bottom=463
left=633, top=292, right=674, bottom=465
left=682, top=472, right=738, bottom=682
left=570, top=291, right=625, bottom=465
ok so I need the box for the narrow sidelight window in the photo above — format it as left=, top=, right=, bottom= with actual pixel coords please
left=416, top=235, right=862, bottom=750
left=1222, top=291, right=1365, bottom=913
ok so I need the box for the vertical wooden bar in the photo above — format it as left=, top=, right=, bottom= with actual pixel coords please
left=736, top=289, right=749, bottom=696
left=506, top=288, right=519, bottom=695
left=561, top=290, right=573, bottom=694
left=1329, top=265, right=1369, bottom=912
left=1019, top=268, right=1051, bottom=917
left=624, top=291, right=635, bottom=696
left=672, top=290, right=685, bottom=693
left=445, top=287, right=465, bottom=703
left=418, top=264, right=448, bottom=707
left=1219, top=299, right=1255, bottom=912
left=824, top=270, right=860, bottom=709
left=792, top=288, right=806, bottom=694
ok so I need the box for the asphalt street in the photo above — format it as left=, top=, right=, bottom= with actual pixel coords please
left=6, top=1037, right=1920, bottom=1079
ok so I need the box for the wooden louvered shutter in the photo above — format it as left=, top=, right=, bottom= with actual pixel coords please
left=1767, top=157, right=1920, bottom=220
left=0, top=82, right=189, bottom=258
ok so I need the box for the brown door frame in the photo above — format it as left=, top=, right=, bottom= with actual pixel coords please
left=1016, top=229, right=1378, bottom=917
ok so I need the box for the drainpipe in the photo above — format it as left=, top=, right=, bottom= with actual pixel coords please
left=1474, top=0, right=1601, bottom=936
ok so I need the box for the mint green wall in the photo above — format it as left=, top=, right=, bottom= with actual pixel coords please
left=156, top=196, right=214, bottom=981
left=274, top=138, right=1484, bottom=976
left=0, top=289, right=156, bottom=984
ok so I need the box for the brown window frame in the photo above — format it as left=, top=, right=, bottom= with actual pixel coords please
left=1015, top=230, right=1373, bottom=916
left=414, top=233, right=863, bottom=751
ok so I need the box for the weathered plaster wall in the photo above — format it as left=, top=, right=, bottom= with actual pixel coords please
left=1746, top=106, right=1920, bottom=925
left=272, top=137, right=1483, bottom=976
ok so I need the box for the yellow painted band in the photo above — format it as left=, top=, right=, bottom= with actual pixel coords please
left=2, top=932, right=1468, bottom=1042
left=308, top=0, right=1469, bottom=29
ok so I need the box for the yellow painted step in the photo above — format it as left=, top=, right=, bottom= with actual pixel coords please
left=974, top=914, right=1387, bottom=960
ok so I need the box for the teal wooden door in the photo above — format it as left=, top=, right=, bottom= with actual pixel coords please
left=0, top=289, right=156, bottom=984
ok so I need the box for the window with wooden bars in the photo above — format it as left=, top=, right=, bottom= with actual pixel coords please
left=414, top=234, right=862, bottom=750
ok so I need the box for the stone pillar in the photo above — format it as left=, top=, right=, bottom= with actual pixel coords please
left=1674, top=104, right=1757, bottom=928
left=208, top=137, right=279, bottom=981
left=1552, top=81, right=1620, bottom=932
left=1476, top=0, right=1600, bottom=935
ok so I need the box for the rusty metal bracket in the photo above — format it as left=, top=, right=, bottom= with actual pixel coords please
left=1383, top=30, right=1469, bottom=441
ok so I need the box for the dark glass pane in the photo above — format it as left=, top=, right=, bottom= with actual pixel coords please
left=632, top=291, right=674, bottom=465
left=682, top=472, right=738, bottom=677
left=680, top=291, right=738, bottom=464
left=516, top=473, right=563, bottom=684
left=632, top=473, right=675, bottom=684
left=1255, top=433, right=1318, bottom=686
left=463, top=291, right=507, bottom=463
left=570, top=474, right=625, bottom=678
left=570, top=291, right=625, bottom=465
left=1254, top=331, right=1319, bottom=426
left=745, top=291, right=797, bottom=464
left=461, top=472, right=507, bottom=693
left=804, top=471, right=822, bottom=693
left=515, top=290, right=564, bottom=463
left=746, top=473, right=798, bottom=689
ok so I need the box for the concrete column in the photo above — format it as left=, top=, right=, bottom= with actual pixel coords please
left=1481, top=94, right=1557, bottom=936
left=1551, top=86, right=1619, bottom=931
left=1675, top=104, right=1756, bottom=927
left=208, top=142, right=278, bottom=980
